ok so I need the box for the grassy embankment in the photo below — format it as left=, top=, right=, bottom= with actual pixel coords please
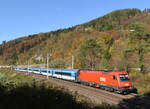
left=0, top=68, right=115, bottom=109
left=130, top=72, right=150, bottom=96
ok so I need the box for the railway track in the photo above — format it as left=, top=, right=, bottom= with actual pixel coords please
left=47, top=76, right=122, bottom=104
left=20, top=71, right=150, bottom=108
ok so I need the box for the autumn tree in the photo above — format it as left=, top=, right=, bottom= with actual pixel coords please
left=0, top=46, right=2, bottom=55
left=50, top=58, right=66, bottom=68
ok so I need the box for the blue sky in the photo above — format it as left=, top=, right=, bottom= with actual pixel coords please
left=0, top=0, right=149, bottom=44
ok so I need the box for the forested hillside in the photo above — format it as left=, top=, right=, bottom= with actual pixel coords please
left=1, top=8, right=150, bottom=72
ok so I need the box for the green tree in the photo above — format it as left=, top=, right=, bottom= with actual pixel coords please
left=103, top=37, right=114, bottom=60
left=128, top=22, right=150, bottom=72
left=77, top=38, right=101, bottom=69
left=102, top=35, right=114, bottom=68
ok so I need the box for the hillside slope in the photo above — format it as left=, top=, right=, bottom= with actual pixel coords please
left=1, top=8, right=150, bottom=71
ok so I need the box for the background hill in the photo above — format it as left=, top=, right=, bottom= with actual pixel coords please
left=1, top=8, right=150, bottom=71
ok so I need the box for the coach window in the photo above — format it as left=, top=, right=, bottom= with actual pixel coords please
left=113, top=75, right=117, bottom=80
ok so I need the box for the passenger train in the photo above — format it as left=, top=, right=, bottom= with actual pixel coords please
left=14, top=67, right=137, bottom=94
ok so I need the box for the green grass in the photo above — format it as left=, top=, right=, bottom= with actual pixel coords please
left=0, top=68, right=32, bottom=83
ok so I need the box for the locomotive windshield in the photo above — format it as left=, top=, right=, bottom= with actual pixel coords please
left=119, top=74, right=129, bottom=81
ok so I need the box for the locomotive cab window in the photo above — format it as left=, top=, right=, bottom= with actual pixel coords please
left=113, top=75, right=117, bottom=80
left=119, top=74, right=129, bottom=81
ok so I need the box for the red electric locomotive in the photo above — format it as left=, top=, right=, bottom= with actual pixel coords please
left=77, top=70, right=137, bottom=94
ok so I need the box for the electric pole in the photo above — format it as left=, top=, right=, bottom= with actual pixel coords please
left=47, top=53, right=49, bottom=79
left=72, top=55, right=74, bottom=69
left=27, top=60, right=29, bottom=75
